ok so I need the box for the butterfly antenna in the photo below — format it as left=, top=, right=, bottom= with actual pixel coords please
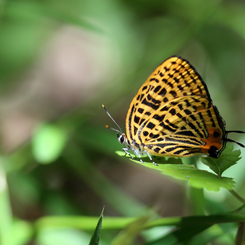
left=102, top=105, right=123, bottom=134
left=225, top=138, right=245, bottom=148
left=105, top=125, right=122, bottom=134
left=226, top=130, right=245, bottom=134
left=225, top=130, right=245, bottom=148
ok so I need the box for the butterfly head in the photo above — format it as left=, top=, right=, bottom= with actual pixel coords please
left=117, top=132, right=130, bottom=146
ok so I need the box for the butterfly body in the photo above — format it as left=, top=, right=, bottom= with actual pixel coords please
left=103, top=56, right=244, bottom=164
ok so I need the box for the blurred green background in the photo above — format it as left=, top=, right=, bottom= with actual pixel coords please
left=1, top=0, right=245, bottom=244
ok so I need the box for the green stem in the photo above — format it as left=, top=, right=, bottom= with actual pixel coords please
left=231, top=204, right=245, bottom=214
left=0, top=161, right=13, bottom=245
left=229, top=190, right=245, bottom=204
left=35, top=214, right=245, bottom=231
left=235, top=222, right=245, bottom=245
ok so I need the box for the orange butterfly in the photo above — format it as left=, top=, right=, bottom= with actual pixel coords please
left=103, top=56, right=244, bottom=165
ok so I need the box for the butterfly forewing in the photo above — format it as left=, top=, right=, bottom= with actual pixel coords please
left=126, top=56, right=226, bottom=158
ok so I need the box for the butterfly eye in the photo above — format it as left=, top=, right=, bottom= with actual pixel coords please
left=117, top=134, right=125, bottom=144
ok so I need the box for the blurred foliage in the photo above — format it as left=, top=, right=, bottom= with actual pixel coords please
left=1, top=0, right=245, bottom=244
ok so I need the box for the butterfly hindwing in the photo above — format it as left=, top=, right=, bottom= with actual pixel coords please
left=138, top=97, right=224, bottom=157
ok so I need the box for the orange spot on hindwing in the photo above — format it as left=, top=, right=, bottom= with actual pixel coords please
left=201, top=128, right=223, bottom=158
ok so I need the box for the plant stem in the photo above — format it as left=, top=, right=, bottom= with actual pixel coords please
left=0, top=161, right=13, bottom=245
left=229, top=190, right=245, bottom=204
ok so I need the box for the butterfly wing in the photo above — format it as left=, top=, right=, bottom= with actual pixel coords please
left=126, top=56, right=226, bottom=158
left=140, top=96, right=225, bottom=157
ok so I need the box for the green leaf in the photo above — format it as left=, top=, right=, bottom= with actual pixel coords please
left=116, top=151, right=235, bottom=191
left=201, top=143, right=242, bottom=177
left=89, top=207, right=104, bottom=245
left=11, top=220, right=33, bottom=245
left=32, top=124, right=67, bottom=164
left=145, top=214, right=245, bottom=229
left=144, top=224, right=211, bottom=245
left=116, top=151, right=183, bottom=165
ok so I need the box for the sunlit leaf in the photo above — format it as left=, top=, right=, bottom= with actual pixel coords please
left=116, top=151, right=235, bottom=191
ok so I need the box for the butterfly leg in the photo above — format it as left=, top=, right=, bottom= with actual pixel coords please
left=122, top=148, right=156, bottom=165
left=132, top=149, right=146, bottom=164
left=122, top=148, right=135, bottom=160
left=123, top=147, right=145, bottom=164
left=145, top=151, right=158, bottom=166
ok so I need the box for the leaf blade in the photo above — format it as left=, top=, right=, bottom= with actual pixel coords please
left=201, top=143, right=241, bottom=177
left=89, top=207, right=104, bottom=245
left=116, top=151, right=235, bottom=191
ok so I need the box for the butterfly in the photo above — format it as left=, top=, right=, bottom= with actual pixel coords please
left=103, top=56, right=245, bottom=165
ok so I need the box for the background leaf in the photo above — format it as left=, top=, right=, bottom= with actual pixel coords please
left=32, top=124, right=68, bottom=164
